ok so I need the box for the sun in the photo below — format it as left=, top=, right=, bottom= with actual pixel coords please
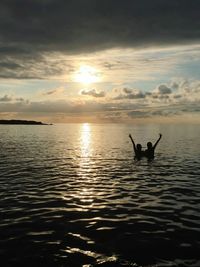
left=74, top=65, right=100, bottom=84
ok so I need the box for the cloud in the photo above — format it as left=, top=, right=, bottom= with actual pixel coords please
left=0, top=79, right=200, bottom=122
left=0, top=0, right=200, bottom=58
left=15, top=97, right=26, bottom=102
left=0, top=1, right=199, bottom=83
left=0, top=95, right=13, bottom=102
left=0, top=53, right=75, bottom=79
left=81, top=89, right=106, bottom=98
left=0, top=94, right=27, bottom=103
left=167, top=79, right=200, bottom=102
left=113, top=88, right=145, bottom=100
left=123, top=88, right=132, bottom=94
left=149, top=80, right=200, bottom=105
left=42, top=87, right=65, bottom=96
left=156, top=84, right=172, bottom=95
left=145, top=83, right=178, bottom=101
left=110, top=79, right=200, bottom=110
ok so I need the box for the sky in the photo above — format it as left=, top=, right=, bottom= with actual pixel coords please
left=0, top=0, right=200, bottom=123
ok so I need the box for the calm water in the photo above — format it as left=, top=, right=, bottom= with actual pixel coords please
left=0, top=123, right=200, bottom=267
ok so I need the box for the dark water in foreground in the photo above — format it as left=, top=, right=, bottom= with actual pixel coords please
left=0, top=123, right=200, bottom=267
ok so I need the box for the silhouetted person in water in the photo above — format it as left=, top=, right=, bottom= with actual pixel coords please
left=145, top=134, right=162, bottom=160
left=129, top=134, right=144, bottom=160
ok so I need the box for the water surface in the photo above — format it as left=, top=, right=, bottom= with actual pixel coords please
left=0, top=123, right=200, bottom=266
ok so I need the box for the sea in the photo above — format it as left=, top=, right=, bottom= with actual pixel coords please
left=0, top=123, right=200, bottom=267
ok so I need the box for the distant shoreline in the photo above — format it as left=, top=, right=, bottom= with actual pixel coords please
left=0, top=120, right=52, bottom=125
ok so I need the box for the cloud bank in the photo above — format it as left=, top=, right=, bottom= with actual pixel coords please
left=1, top=79, right=200, bottom=122
left=0, top=0, right=200, bottom=58
left=1, top=1, right=200, bottom=81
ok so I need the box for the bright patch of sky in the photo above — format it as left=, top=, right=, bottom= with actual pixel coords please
left=1, top=44, right=200, bottom=123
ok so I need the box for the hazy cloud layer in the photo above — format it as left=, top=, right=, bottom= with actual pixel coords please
left=1, top=79, right=200, bottom=122
left=0, top=0, right=200, bottom=58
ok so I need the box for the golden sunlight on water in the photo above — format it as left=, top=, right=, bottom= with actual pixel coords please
left=80, top=123, right=92, bottom=158
left=1, top=124, right=200, bottom=267
left=76, top=123, right=96, bottom=207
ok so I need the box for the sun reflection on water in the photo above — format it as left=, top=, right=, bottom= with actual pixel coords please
left=80, top=123, right=92, bottom=158
left=76, top=123, right=96, bottom=206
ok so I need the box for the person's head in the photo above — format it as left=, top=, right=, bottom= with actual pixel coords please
left=136, top=144, right=142, bottom=151
left=147, top=142, right=152, bottom=149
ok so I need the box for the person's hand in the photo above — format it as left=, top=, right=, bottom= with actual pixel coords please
left=129, top=134, right=132, bottom=138
left=159, top=133, right=162, bottom=138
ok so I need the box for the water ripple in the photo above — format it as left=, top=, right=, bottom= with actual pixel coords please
left=0, top=124, right=200, bottom=266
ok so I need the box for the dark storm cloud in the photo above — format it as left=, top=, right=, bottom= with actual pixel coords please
left=0, top=0, right=200, bottom=57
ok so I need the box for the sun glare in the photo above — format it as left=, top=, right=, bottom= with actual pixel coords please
left=74, top=65, right=100, bottom=84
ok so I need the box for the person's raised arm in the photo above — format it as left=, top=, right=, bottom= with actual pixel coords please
left=129, top=134, right=136, bottom=153
left=153, top=133, right=162, bottom=149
